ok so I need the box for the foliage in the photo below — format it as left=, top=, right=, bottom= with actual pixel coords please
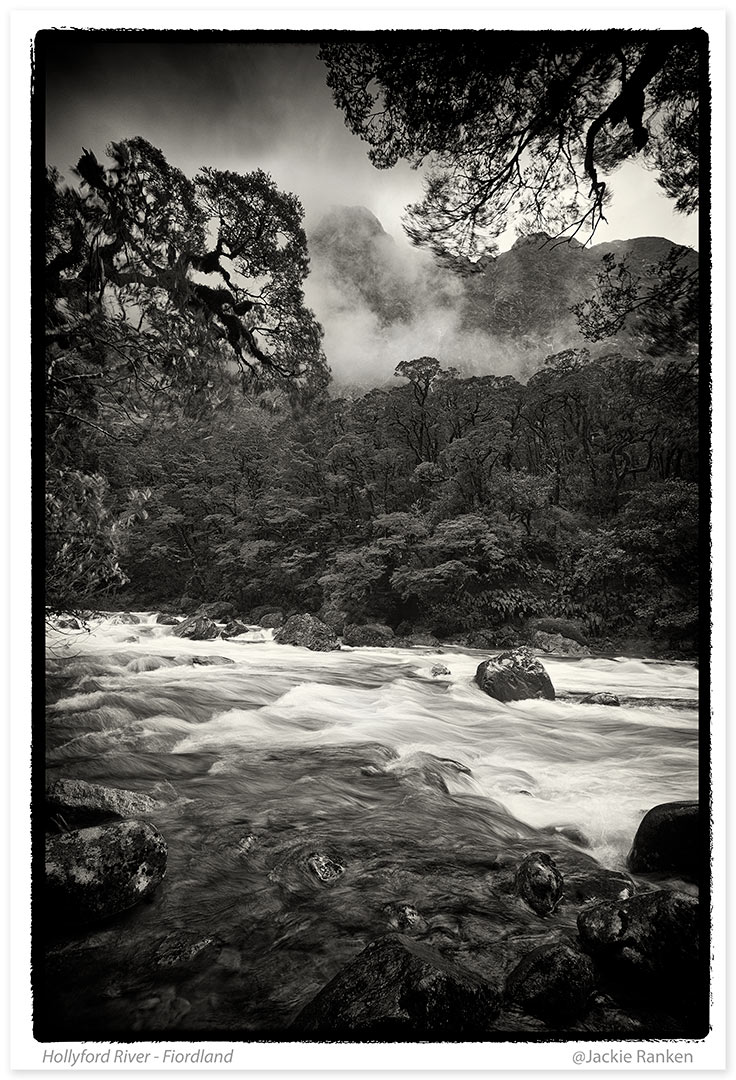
left=44, top=138, right=329, bottom=609
left=319, top=32, right=703, bottom=258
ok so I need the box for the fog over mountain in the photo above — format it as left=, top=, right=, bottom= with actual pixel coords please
left=304, top=206, right=698, bottom=388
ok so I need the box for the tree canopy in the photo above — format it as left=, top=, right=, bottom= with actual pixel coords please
left=44, top=137, right=328, bottom=610
left=319, top=32, right=703, bottom=259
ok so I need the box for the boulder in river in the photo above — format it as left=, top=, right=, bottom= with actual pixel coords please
left=506, top=942, right=596, bottom=1024
left=54, top=615, right=82, bottom=630
left=580, top=692, right=620, bottom=706
left=190, top=655, right=236, bottom=666
left=274, top=614, right=340, bottom=652
left=577, top=889, right=700, bottom=999
left=531, top=630, right=591, bottom=657
left=627, top=801, right=699, bottom=878
left=109, top=612, right=140, bottom=625
left=431, top=664, right=451, bottom=677
left=291, top=934, right=500, bottom=1036
left=475, top=647, right=555, bottom=703
left=563, top=866, right=636, bottom=905
left=45, top=820, right=167, bottom=923
left=515, top=851, right=564, bottom=916
left=195, top=601, right=235, bottom=620
left=342, top=623, right=395, bottom=647
left=155, top=612, right=180, bottom=625
left=220, top=619, right=251, bottom=639
left=46, top=779, right=162, bottom=831
left=172, top=615, right=219, bottom=641
left=259, top=611, right=284, bottom=628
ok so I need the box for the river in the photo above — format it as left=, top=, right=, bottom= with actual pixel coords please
left=41, top=613, right=699, bottom=1038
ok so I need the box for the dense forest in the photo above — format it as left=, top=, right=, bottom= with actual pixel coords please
left=43, top=34, right=703, bottom=657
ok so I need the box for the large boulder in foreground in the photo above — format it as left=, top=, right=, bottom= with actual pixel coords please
left=292, top=934, right=500, bottom=1037
left=274, top=614, right=340, bottom=652
left=343, top=623, right=395, bottom=647
left=577, top=890, right=700, bottom=1002
left=45, top=820, right=167, bottom=923
left=172, top=615, right=219, bottom=640
left=627, top=801, right=700, bottom=877
left=46, top=779, right=162, bottom=831
left=475, top=647, right=555, bottom=703
left=506, top=942, right=596, bottom=1023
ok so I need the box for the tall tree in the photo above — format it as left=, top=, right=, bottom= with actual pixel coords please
left=320, top=32, right=703, bottom=259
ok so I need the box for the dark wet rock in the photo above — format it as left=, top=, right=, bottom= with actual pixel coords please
left=46, top=779, right=163, bottom=831
left=431, top=664, right=451, bottom=677
left=45, top=820, right=167, bottom=923
left=627, top=801, right=699, bottom=877
left=384, top=903, right=428, bottom=934
left=531, top=630, right=591, bottom=657
left=385, top=751, right=471, bottom=794
left=307, top=852, right=345, bottom=883
left=274, top=613, right=340, bottom=652
left=343, top=622, right=395, bottom=647
left=220, top=619, right=251, bottom=639
left=541, top=824, right=591, bottom=849
left=172, top=615, right=219, bottom=641
left=155, top=612, right=180, bottom=625
left=506, top=942, right=596, bottom=1024
left=195, top=601, right=235, bottom=620
left=109, top=612, right=140, bottom=625
left=54, top=615, right=82, bottom=630
left=577, top=890, right=700, bottom=1003
left=580, top=691, right=621, bottom=706
left=563, top=867, right=636, bottom=906
left=190, top=654, right=236, bottom=666
left=515, top=851, right=564, bottom=916
left=291, top=934, right=501, bottom=1036
left=153, top=931, right=222, bottom=970
left=150, top=781, right=178, bottom=804
left=476, top=647, right=555, bottom=703
left=259, top=611, right=284, bottom=629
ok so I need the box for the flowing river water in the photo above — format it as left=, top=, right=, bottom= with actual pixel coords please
left=42, top=613, right=699, bottom=1038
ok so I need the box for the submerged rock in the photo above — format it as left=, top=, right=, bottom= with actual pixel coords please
left=109, top=612, right=140, bottom=625
left=384, top=903, right=428, bottom=934
left=172, top=615, right=219, bottom=641
left=515, top=851, right=564, bottom=916
left=541, top=824, right=591, bottom=849
left=431, top=664, right=451, bottom=677
left=190, top=655, right=236, bottom=666
left=580, top=692, right=621, bottom=706
left=577, top=890, right=700, bottom=999
left=274, top=614, right=340, bottom=652
left=291, top=934, right=500, bottom=1036
left=627, top=801, right=700, bottom=877
left=475, top=648, right=555, bottom=703
left=506, top=942, right=596, bottom=1024
left=531, top=630, right=591, bottom=657
left=343, top=623, right=395, bottom=647
left=46, top=779, right=162, bottom=831
left=45, top=820, right=167, bottom=923
left=307, top=852, right=345, bottom=884
left=153, top=931, right=221, bottom=970
left=563, top=867, right=636, bottom=905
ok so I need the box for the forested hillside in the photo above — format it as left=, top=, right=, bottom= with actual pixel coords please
left=44, top=134, right=700, bottom=656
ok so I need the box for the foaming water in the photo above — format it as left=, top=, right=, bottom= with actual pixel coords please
left=42, top=614, right=699, bottom=1036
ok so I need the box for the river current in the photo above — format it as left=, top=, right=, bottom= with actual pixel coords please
left=42, top=613, right=699, bottom=1037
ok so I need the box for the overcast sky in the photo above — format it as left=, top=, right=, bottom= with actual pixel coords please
left=43, top=37, right=699, bottom=254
